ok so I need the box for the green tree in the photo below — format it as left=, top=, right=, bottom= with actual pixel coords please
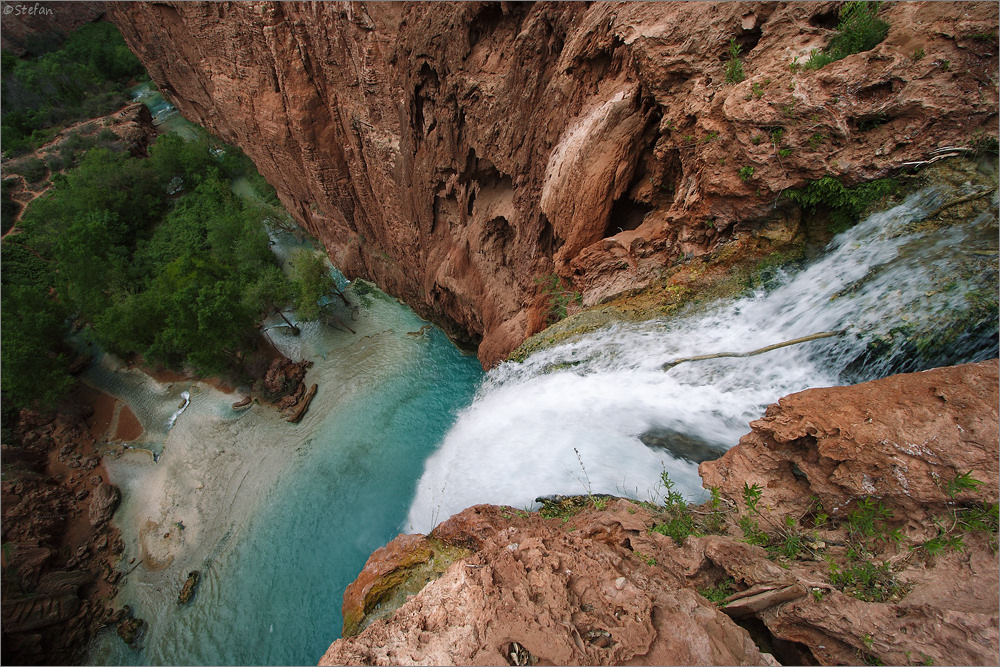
left=291, top=250, right=336, bottom=320
left=0, top=284, right=74, bottom=408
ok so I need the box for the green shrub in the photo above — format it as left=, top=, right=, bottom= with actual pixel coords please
left=725, top=39, right=745, bottom=84
left=738, top=165, right=755, bottom=182
left=1, top=22, right=143, bottom=156
left=96, top=128, right=120, bottom=144
left=786, top=175, right=898, bottom=234
left=536, top=273, right=581, bottom=324
left=970, top=130, right=999, bottom=157
left=699, top=577, right=736, bottom=605
left=806, top=2, right=889, bottom=69
left=12, top=157, right=48, bottom=183
left=1, top=178, right=22, bottom=228
left=828, top=550, right=902, bottom=602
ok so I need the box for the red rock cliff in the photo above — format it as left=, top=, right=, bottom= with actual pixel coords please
left=107, top=1, right=998, bottom=366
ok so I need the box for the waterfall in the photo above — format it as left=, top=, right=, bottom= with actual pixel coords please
left=405, top=186, right=999, bottom=533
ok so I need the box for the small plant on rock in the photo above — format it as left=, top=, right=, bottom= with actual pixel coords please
left=805, top=1, right=889, bottom=69
left=738, top=482, right=769, bottom=546
left=725, top=39, right=745, bottom=83
left=698, top=577, right=736, bottom=605
left=651, top=470, right=697, bottom=545
left=536, top=274, right=582, bottom=324
left=769, top=515, right=806, bottom=559
left=946, top=470, right=984, bottom=497
left=738, top=165, right=755, bottom=183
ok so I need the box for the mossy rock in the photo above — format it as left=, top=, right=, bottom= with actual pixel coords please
left=342, top=538, right=470, bottom=638
left=116, top=616, right=145, bottom=645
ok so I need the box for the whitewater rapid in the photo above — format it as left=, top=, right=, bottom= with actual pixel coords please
left=405, top=185, right=999, bottom=532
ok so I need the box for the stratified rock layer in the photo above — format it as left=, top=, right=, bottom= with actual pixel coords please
left=108, top=1, right=998, bottom=365
left=322, top=360, right=999, bottom=666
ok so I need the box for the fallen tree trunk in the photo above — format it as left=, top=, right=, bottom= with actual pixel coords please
left=661, top=330, right=847, bottom=370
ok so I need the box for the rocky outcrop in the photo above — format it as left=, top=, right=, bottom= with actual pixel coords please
left=88, top=482, right=121, bottom=527
left=701, top=359, right=1000, bottom=526
left=323, top=504, right=776, bottom=667
left=177, top=570, right=200, bottom=605
left=322, top=360, right=1000, bottom=666
left=108, top=2, right=999, bottom=366
left=257, top=356, right=319, bottom=421
left=1, top=400, right=129, bottom=665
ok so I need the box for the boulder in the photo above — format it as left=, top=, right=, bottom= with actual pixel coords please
left=177, top=571, right=200, bottom=605
left=88, top=483, right=121, bottom=527
left=700, top=360, right=999, bottom=525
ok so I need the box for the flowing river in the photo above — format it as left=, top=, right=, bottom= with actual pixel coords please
left=88, top=83, right=996, bottom=667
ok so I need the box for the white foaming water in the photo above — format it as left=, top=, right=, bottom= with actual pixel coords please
left=165, top=391, right=190, bottom=430
left=406, top=186, right=999, bottom=532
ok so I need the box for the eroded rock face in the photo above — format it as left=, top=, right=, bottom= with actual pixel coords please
left=107, top=1, right=998, bottom=366
left=322, top=504, right=774, bottom=667
left=700, top=359, right=1000, bottom=524
left=322, top=360, right=1000, bottom=666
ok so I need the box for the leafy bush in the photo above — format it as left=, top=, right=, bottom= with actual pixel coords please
left=651, top=471, right=696, bottom=545
left=6, top=133, right=296, bottom=406
left=828, top=551, right=902, bottom=602
left=1, top=178, right=22, bottom=228
left=786, top=175, right=897, bottom=234
left=698, top=577, right=736, bottom=605
left=724, top=39, right=745, bottom=83
left=738, top=165, right=755, bottom=182
left=536, top=273, right=581, bottom=324
left=806, top=2, right=889, bottom=69
left=10, top=157, right=48, bottom=183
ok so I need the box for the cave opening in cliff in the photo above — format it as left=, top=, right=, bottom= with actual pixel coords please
left=717, top=27, right=762, bottom=61
left=604, top=197, right=653, bottom=237
left=809, top=8, right=840, bottom=30
left=468, top=1, right=530, bottom=51
left=537, top=213, right=562, bottom=254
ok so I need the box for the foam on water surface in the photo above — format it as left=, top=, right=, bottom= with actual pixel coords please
left=404, top=186, right=999, bottom=532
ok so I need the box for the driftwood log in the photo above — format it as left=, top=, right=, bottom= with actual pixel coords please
left=661, top=330, right=847, bottom=371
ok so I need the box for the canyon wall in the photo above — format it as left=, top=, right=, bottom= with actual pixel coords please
left=108, top=1, right=998, bottom=366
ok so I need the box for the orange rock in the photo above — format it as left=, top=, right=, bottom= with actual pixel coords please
left=341, top=534, right=435, bottom=638
left=701, top=359, right=999, bottom=523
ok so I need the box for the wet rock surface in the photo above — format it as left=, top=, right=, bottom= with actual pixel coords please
left=322, top=361, right=1000, bottom=666
left=177, top=570, right=200, bottom=605
left=110, top=2, right=998, bottom=366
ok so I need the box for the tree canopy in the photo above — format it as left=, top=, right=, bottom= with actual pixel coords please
left=3, top=132, right=301, bottom=407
